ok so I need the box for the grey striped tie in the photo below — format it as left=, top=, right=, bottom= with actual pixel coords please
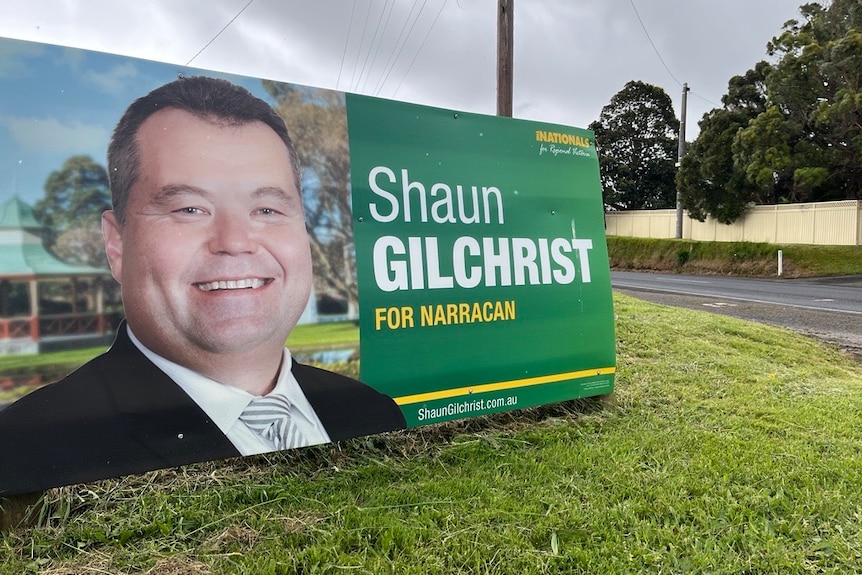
left=239, top=394, right=306, bottom=450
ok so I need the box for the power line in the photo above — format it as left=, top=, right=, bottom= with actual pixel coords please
left=336, top=0, right=360, bottom=90
left=357, top=0, right=397, bottom=93
left=394, top=0, right=447, bottom=97
left=348, top=0, right=376, bottom=91
left=373, top=0, right=428, bottom=96
left=690, top=91, right=721, bottom=110
left=186, top=0, right=255, bottom=66
left=334, top=0, right=444, bottom=97
left=627, top=1, right=722, bottom=112
left=628, top=0, right=682, bottom=87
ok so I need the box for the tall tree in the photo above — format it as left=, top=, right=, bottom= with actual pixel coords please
left=590, top=81, right=680, bottom=210
left=734, top=0, right=862, bottom=204
left=679, top=1, right=862, bottom=223
left=35, top=155, right=111, bottom=267
left=262, top=82, right=356, bottom=313
left=678, top=64, right=769, bottom=223
left=52, top=226, right=109, bottom=268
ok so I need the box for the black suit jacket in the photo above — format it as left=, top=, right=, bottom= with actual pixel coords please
left=0, top=327, right=405, bottom=496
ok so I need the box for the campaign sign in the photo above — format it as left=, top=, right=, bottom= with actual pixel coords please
left=348, top=95, right=615, bottom=426
left=0, top=36, right=613, bottom=496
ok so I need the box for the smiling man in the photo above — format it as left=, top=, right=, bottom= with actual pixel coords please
left=0, top=77, right=405, bottom=496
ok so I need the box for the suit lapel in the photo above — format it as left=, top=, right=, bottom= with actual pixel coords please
left=95, top=324, right=240, bottom=465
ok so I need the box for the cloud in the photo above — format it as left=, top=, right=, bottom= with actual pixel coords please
left=0, top=39, right=44, bottom=77
left=0, top=0, right=803, bottom=139
left=1, top=115, right=108, bottom=153
left=84, top=62, right=139, bottom=95
left=59, top=46, right=86, bottom=73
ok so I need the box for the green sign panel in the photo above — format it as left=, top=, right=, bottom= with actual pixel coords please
left=348, top=95, right=615, bottom=426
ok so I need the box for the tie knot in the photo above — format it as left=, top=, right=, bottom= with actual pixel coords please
left=242, top=395, right=293, bottom=420
left=240, top=394, right=305, bottom=450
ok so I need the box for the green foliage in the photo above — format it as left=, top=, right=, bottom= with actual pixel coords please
left=34, top=155, right=110, bottom=267
left=678, top=64, right=768, bottom=223
left=3, top=295, right=862, bottom=574
left=590, top=81, right=680, bottom=210
left=262, top=82, right=356, bottom=312
left=35, top=155, right=110, bottom=229
left=51, top=225, right=109, bottom=268
left=680, top=0, right=862, bottom=223
left=606, top=236, right=862, bottom=277
left=678, top=112, right=755, bottom=223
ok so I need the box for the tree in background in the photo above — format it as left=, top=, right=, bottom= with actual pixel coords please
left=52, top=226, right=109, bottom=268
left=677, top=64, right=768, bottom=223
left=590, top=80, right=679, bottom=211
left=679, top=0, right=862, bottom=223
left=263, top=82, right=356, bottom=314
left=747, top=0, right=862, bottom=202
left=34, top=155, right=110, bottom=267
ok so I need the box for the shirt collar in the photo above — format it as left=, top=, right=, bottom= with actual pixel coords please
left=125, top=326, right=317, bottom=438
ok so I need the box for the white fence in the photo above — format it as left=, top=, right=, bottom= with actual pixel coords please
left=604, top=200, right=862, bottom=246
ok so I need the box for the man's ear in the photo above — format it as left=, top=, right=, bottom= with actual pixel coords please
left=101, top=210, right=123, bottom=284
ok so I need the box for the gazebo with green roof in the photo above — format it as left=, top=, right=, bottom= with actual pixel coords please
left=0, top=197, right=119, bottom=355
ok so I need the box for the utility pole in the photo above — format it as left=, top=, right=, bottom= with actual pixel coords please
left=497, top=0, right=513, bottom=117
left=675, top=82, right=690, bottom=239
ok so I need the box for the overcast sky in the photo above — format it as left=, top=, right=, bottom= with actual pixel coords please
left=1, top=0, right=807, bottom=204
left=0, top=0, right=805, bottom=129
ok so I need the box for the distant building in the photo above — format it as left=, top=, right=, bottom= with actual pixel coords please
left=298, top=284, right=319, bottom=325
left=0, top=197, right=119, bottom=355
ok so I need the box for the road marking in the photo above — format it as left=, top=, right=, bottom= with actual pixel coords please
left=814, top=298, right=835, bottom=302
left=613, top=285, right=862, bottom=316
left=703, top=302, right=738, bottom=308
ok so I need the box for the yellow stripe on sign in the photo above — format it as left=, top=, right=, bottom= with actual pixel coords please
left=392, top=366, right=616, bottom=406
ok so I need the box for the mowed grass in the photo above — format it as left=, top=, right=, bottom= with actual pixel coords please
left=2, top=294, right=862, bottom=574
left=286, top=321, right=359, bottom=351
left=0, top=321, right=359, bottom=376
left=0, top=322, right=360, bottom=403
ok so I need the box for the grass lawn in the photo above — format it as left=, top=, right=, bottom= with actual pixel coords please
left=0, top=323, right=360, bottom=404
left=286, top=321, right=359, bottom=351
left=0, top=321, right=359, bottom=376
left=2, top=294, right=862, bottom=574
left=607, top=237, right=862, bottom=277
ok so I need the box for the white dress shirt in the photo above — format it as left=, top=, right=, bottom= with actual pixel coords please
left=127, top=327, right=331, bottom=455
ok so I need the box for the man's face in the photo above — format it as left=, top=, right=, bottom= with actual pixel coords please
left=102, top=108, right=312, bottom=368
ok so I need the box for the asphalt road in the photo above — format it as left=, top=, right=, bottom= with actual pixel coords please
left=611, top=271, right=862, bottom=362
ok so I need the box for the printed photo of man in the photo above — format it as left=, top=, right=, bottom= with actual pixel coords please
left=0, top=76, right=405, bottom=496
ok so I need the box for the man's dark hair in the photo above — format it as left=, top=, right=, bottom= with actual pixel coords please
left=107, top=75, right=301, bottom=225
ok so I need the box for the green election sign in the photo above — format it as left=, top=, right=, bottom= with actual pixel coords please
left=347, top=94, right=616, bottom=427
